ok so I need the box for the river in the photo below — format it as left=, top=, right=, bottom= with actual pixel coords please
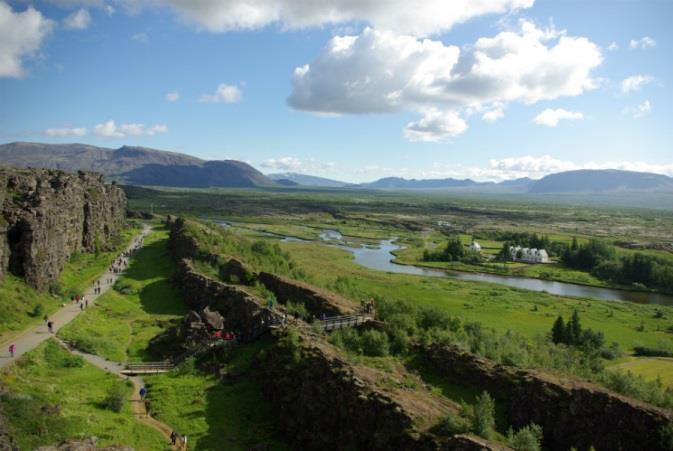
left=215, top=222, right=673, bottom=305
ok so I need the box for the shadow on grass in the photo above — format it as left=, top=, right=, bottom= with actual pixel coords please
left=123, top=234, right=174, bottom=283
left=139, top=280, right=186, bottom=316
left=196, top=342, right=290, bottom=451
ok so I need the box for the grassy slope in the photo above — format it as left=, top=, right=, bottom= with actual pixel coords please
left=0, top=224, right=141, bottom=343
left=58, top=227, right=186, bottom=362
left=0, top=340, right=167, bottom=450
left=147, top=339, right=290, bottom=451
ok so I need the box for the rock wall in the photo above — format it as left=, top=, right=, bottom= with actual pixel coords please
left=258, top=329, right=450, bottom=451
left=0, top=168, right=126, bottom=291
left=423, top=344, right=673, bottom=451
left=258, top=272, right=356, bottom=317
left=173, top=258, right=281, bottom=339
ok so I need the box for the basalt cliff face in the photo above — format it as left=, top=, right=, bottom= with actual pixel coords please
left=0, top=167, right=126, bottom=291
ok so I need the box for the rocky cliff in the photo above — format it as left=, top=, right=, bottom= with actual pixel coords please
left=423, top=344, right=673, bottom=451
left=0, top=167, right=126, bottom=291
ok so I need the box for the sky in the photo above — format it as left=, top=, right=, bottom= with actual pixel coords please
left=0, top=0, right=671, bottom=183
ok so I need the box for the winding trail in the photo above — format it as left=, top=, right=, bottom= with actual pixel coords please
left=0, top=224, right=151, bottom=368
left=54, top=338, right=177, bottom=447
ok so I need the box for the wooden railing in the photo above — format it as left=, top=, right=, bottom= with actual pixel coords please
left=121, top=361, right=175, bottom=375
left=320, top=314, right=370, bottom=331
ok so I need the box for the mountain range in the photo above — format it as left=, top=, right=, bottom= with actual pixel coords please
left=1, top=142, right=672, bottom=194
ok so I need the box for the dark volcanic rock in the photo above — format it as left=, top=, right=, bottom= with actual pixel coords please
left=0, top=168, right=126, bottom=291
left=258, top=272, right=356, bottom=317
left=423, top=344, right=673, bottom=451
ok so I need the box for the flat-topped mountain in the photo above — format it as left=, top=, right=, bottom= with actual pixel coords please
left=529, top=169, right=673, bottom=193
left=0, top=142, right=276, bottom=188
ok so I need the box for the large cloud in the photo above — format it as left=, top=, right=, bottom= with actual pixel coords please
left=158, top=0, right=533, bottom=35
left=0, top=2, right=54, bottom=78
left=288, top=21, right=602, bottom=140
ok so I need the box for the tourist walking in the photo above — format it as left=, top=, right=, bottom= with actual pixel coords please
left=170, top=431, right=178, bottom=446
left=47, top=321, right=54, bottom=333
left=139, top=386, right=146, bottom=400
left=8, top=343, right=15, bottom=358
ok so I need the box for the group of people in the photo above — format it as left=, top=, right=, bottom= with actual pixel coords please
left=6, top=234, right=145, bottom=361
left=140, top=386, right=188, bottom=450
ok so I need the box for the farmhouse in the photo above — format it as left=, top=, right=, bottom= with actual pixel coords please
left=470, top=241, right=482, bottom=252
left=509, top=246, right=549, bottom=263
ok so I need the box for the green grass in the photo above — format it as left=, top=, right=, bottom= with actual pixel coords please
left=58, top=227, right=186, bottom=362
left=146, top=339, right=290, bottom=451
left=0, top=224, right=141, bottom=343
left=608, top=357, right=673, bottom=386
left=282, top=241, right=673, bottom=353
left=0, top=340, right=168, bottom=450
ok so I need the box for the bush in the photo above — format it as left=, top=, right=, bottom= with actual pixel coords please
left=433, top=412, right=470, bottom=436
left=173, top=356, right=197, bottom=375
left=360, top=330, right=390, bottom=357
left=103, top=383, right=126, bottom=413
left=470, top=391, right=496, bottom=439
left=286, top=301, right=310, bottom=321
left=29, top=304, right=45, bottom=318
left=507, top=423, right=543, bottom=451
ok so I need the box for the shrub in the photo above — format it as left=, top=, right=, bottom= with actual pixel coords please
left=470, top=391, right=496, bottom=439
left=507, top=423, right=543, bottom=451
left=103, top=383, right=126, bottom=413
left=360, top=330, right=390, bottom=357
left=286, top=301, right=310, bottom=321
left=29, top=304, right=44, bottom=318
left=433, top=412, right=471, bottom=436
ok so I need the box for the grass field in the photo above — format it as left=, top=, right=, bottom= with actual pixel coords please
left=0, top=223, right=141, bottom=343
left=58, top=227, right=186, bottom=362
left=281, top=241, right=673, bottom=353
left=0, top=340, right=168, bottom=450
left=608, top=357, right=673, bottom=386
left=146, top=338, right=290, bottom=451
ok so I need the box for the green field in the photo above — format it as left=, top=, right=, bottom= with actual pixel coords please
left=0, top=223, right=141, bottom=343
left=0, top=340, right=168, bottom=450
left=58, top=227, right=186, bottom=362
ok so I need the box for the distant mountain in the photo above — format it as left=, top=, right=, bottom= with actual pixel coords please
left=529, top=169, right=673, bottom=193
left=268, top=172, right=350, bottom=187
left=0, top=142, right=277, bottom=188
left=359, top=177, right=480, bottom=189
left=499, top=177, right=535, bottom=189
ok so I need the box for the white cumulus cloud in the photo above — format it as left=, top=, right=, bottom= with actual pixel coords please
left=404, top=109, right=467, bottom=142
left=289, top=21, right=601, bottom=141
left=0, top=2, right=54, bottom=78
left=533, top=108, right=583, bottom=127
left=261, top=157, right=304, bottom=171
left=620, top=74, right=653, bottom=94
left=607, top=41, right=618, bottom=51
left=629, top=36, right=656, bottom=50
left=63, top=8, right=91, bottom=29
left=626, top=100, right=652, bottom=119
left=200, top=83, right=242, bottom=103
left=166, top=90, right=180, bottom=102
left=93, top=120, right=168, bottom=138
left=156, top=0, right=534, bottom=36
left=44, top=127, right=88, bottom=136
left=482, top=104, right=505, bottom=122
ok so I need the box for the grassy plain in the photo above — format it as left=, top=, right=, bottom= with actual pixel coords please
left=0, top=340, right=168, bottom=450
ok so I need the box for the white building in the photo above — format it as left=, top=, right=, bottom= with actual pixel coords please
left=509, top=246, right=549, bottom=263
left=470, top=241, right=482, bottom=252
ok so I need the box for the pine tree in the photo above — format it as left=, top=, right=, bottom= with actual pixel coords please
left=551, top=316, right=566, bottom=344
left=566, top=310, right=582, bottom=345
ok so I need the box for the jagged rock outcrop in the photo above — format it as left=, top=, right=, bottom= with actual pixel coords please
left=173, top=258, right=282, bottom=340
left=258, top=272, right=356, bottom=317
left=258, top=329, right=457, bottom=451
left=423, top=344, right=673, bottom=451
left=0, top=168, right=126, bottom=291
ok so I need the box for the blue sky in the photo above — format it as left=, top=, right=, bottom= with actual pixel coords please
left=0, top=0, right=671, bottom=182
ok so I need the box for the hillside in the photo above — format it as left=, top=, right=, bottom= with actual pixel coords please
left=529, top=169, right=673, bottom=193
left=268, top=172, right=350, bottom=187
left=0, top=142, right=276, bottom=188
left=359, top=176, right=481, bottom=189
